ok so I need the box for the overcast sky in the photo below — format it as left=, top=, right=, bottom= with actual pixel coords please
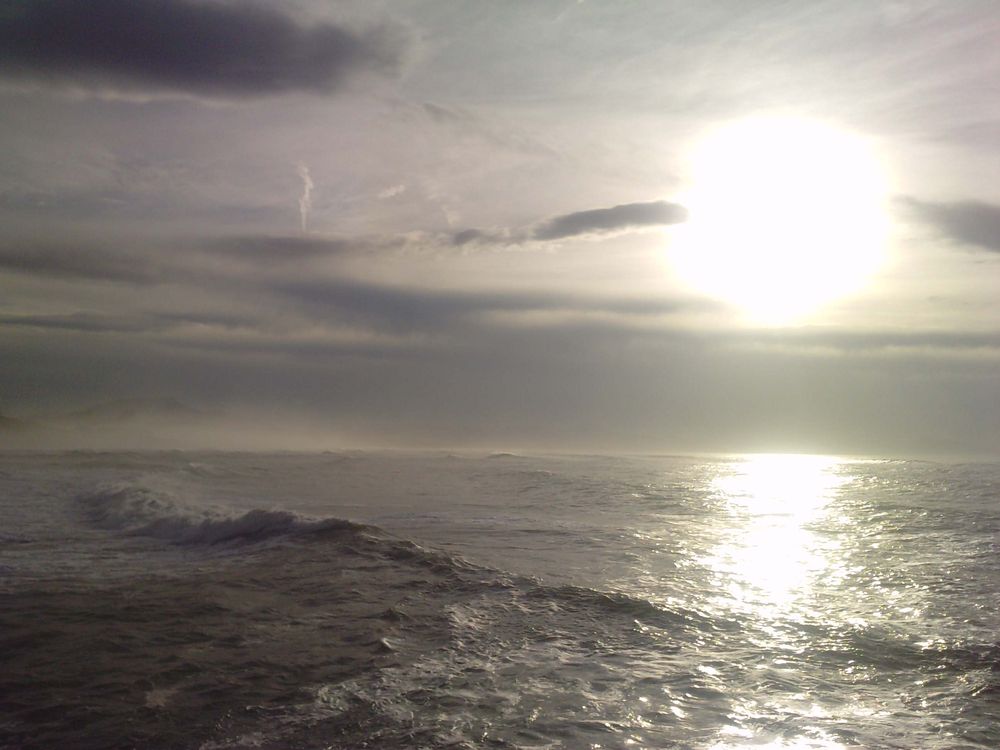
left=1, top=0, right=998, bottom=457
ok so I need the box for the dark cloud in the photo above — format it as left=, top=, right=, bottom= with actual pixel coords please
left=532, top=200, right=688, bottom=241
left=451, top=200, right=689, bottom=247
left=449, top=228, right=523, bottom=247
left=900, top=197, right=1000, bottom=252
left=0, top=0, right=403, bottom=98
left=0, top=240, right=168, bottom=283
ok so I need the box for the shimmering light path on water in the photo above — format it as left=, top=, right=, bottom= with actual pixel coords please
left=704, top=454, right=848, bottom=617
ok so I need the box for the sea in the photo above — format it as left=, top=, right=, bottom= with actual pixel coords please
left=1, top=451, right=998, bottom=750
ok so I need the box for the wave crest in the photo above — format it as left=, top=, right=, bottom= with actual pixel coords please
left=78, top=483, right=365, bottom=546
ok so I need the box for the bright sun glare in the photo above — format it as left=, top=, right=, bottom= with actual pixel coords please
left=670, top=116, right=889, bottom=324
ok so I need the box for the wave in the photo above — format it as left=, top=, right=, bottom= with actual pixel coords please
left=74, top=484, right=717, bottom=636
left=77, top=483, right=369, bottom=546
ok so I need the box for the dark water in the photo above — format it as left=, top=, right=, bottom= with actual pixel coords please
left=1, top=452, right=998, bottom=749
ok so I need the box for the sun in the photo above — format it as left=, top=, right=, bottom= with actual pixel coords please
left=669, top=116, right=889, bottom=324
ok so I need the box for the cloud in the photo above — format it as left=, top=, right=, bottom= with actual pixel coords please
left=451, top=199, right=689, bottom=247
left=0, top=312, right=157, bottom=334
left=208, top=235, right=356, bottom=264
left=0, top=239, right=168, bottom=283
left=378, top=184, right=406, bottom=200
left=900, top=197, right=1000, bottom=252
left=0, top=0, right=404, bottom=98
left=273, top=277, right=708, bottom=335
left=0, top=310, right=246, bottom=335
left=296, top=163, right=314, bottom=232
left=451, top=229, right=488, bottom=246
left=0, top=230, right=708, bottom=343
left=532, top=200, right=688, bottom=241
left=0, top=233, right=372, bottom=287
left=449, top=228, right=522, bottom=247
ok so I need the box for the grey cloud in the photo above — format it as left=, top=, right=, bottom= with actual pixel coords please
left=449, top=228, right=524, bottom=247
left=452, top=200, right=689, bottom=247
left=208, top=235, right=358, bottom=264
left=1, top=230, right=710, bottom=339
left=0, top=240, right=168, bottom=284
left=273, top=278, right=510, bottom=333
left=0, top=234, right=354, bottom=287
left=900, top=197, right=1000, bottom=252
left=274, top=277, right=708, bottom=335
left=451, top=229, right=488, bottom=246
left=0, top=0, right=403, bottom=98
left=0, top=312, right=157, bottom=334
left=0, top=311, right=250, bottom=335
left=0, top=232, right=391, bottom=294
left=532, top=201, right=688, bottom=241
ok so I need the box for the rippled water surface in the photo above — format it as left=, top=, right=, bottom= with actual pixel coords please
left=1, top=451, right=998, bottom=749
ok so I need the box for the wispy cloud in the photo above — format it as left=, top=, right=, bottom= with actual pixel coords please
left=0, top=0, right=405, bottom=99
left=378, top=184, right=406, bottom=200
left=296, top=164, right=314, bottom=233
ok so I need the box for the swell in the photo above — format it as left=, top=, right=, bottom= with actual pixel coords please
left=74, top=481, right=483, bottom=580
left=76, top=483, right=707, bottom=627
left=75, top=481, right=726, bottom=639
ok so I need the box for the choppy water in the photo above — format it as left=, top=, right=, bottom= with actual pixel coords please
left=1, top=451, right=998, bottom=749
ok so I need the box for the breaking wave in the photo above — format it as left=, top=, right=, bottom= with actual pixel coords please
left=77, top=483, right=368, bottom=546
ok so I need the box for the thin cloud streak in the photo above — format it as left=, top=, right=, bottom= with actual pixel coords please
left=296, top=164, right=314, bottom=233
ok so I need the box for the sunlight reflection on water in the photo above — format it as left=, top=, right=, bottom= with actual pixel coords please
left=704, top=454, right=849, bottom=617
left=705, top=454, right=852, bottom=750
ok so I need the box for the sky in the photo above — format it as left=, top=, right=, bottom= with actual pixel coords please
left=0, top=0, right=998, bottom=457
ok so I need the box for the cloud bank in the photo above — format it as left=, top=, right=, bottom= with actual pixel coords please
left=0, top=0, right=403, bottom=98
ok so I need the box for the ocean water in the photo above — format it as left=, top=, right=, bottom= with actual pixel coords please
left=1, top=451, right=998, bottom=750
